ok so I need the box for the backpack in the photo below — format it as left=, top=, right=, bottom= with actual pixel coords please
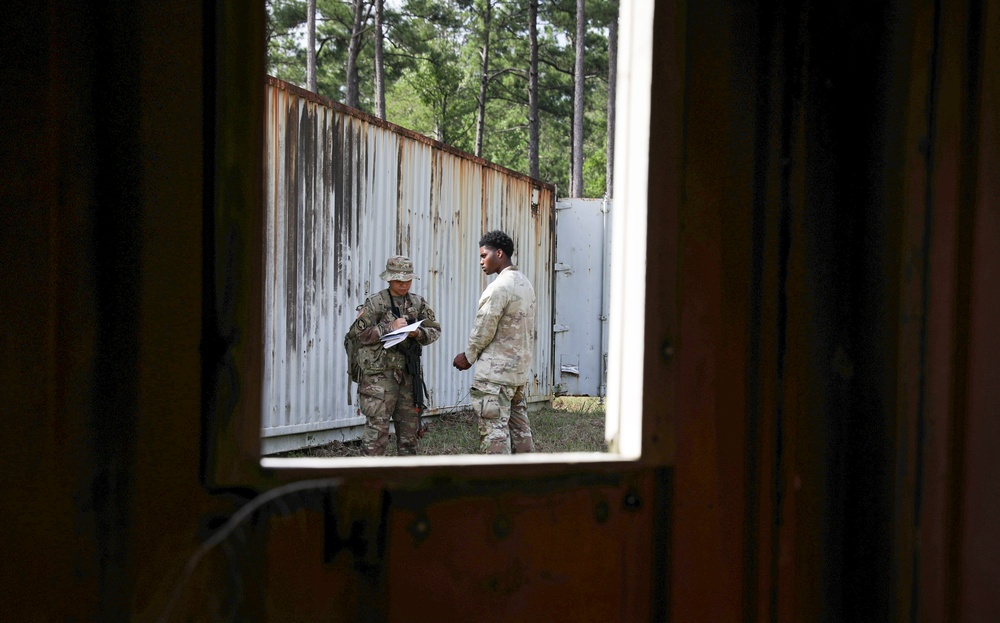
left=344, top=291, right=386, bottom=386
left=344, top=329, right=363, bottom=385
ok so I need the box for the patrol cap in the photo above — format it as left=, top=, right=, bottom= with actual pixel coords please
left=379, top=255, right=420, bottom=282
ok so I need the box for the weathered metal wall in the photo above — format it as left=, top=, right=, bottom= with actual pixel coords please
left=263, top=77, right=555, bottom=452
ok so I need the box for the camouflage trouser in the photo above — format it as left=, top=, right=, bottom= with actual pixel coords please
left=470, top=382, right=534, bottom=454
left=357, top=368, right=421, bottom=456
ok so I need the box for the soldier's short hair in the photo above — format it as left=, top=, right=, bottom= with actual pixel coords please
left=479, top=230, right=514, bottom=258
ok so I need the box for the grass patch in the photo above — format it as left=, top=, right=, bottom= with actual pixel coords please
left=531, top=396, right=608, bottom=453
left=272, top=396, right=607, bottom=457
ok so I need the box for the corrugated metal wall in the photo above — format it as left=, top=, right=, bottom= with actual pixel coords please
left=262, top=77, right=555, bottom=451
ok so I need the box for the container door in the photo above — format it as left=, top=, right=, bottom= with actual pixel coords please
left=553, top=198, right=611, bottom=396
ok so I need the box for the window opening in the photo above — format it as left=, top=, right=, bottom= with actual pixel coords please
left=247, top=0, right=654, bottom=470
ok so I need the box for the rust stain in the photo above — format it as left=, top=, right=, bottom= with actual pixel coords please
left=284, top=95, right=299, bottom=355
left=266, top=76, right=555, bottom=192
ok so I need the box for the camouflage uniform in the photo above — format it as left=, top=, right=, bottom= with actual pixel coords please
left=464, top=266, right=536, bottom=454
left=348, top=258, right=440, bottom=456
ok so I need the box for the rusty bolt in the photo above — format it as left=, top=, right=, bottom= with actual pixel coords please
left=661, top=340, right=674, bottom=363
left=623, top=491, right=642, bottom=512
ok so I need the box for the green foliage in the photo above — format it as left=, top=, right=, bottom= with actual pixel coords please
left=583, top=73, right=609, bottom=197
left=583, top=139, right=607, bottom=198
left=266, top=0, right=307, bottom=84
left=267, top=0, right=617, bottom=198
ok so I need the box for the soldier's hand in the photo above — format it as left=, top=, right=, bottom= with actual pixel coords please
left=391, top=317, right=407, bottom=331
left=453, top=352, right=471, bottom=370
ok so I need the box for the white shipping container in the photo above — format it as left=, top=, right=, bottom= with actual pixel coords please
left=262, top=77, right=556, bottom=454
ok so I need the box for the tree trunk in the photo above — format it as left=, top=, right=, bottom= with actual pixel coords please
left=436, top=97, right=445, bottom=143
left=474, top=0, right=493, bottom=158
left=606, top=6, right=617, bottom=198
left=438, top=95, right=449, bottom=144
left=528, top=0, right=539, bottom=179
left=306, top=0, right=317, bottom=92
left=373, top=0, right=386, bottom=119
left=345, top=0, right=365, bottom=108
left=571, top=0, right=585, bottom=197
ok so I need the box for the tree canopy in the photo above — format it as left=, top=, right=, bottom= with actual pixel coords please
left=267, top=0, right=618, bottom=197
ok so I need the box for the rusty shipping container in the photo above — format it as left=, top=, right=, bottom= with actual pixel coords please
left=262, top=77, right=556, bottom=453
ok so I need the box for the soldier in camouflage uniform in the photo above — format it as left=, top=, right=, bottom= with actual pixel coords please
left=348, top=256, right=440, bottom=456
left=453, top=230, right=536, bottom=454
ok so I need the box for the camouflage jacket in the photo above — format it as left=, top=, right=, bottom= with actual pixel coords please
left=465, top=267, right=536, bottom=387
left=348, top=289, right=441, bottom=374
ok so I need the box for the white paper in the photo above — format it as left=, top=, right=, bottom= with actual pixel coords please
left=380, top=319, right=424, bottom=349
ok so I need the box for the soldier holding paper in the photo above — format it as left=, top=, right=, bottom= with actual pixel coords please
left=347, top=255, right=441, bottom=456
